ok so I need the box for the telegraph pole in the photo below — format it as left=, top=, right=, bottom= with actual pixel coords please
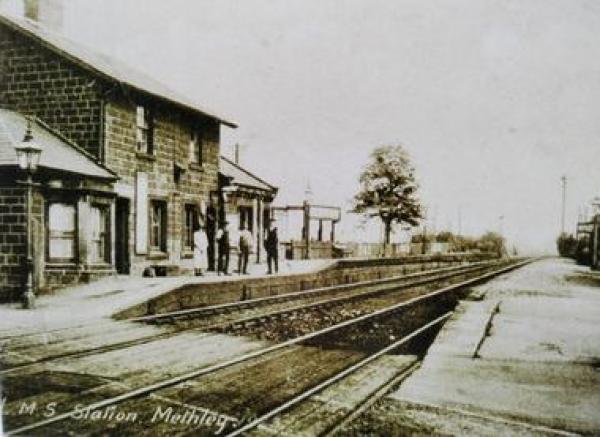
left=234, top=143, right=240, bottom=165
left=560, top=175, right=567, bottom=234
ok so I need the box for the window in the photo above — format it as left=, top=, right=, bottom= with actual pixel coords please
left=90, top=205, right=110, bottom=263
left=189, top=127, right=202, bottom=165
left=239, top=206, right=253, bottom=232
left=136, top=105, right=153, bottom=154
left=149, top=200, right=167, bottom=252
left=183, top=204, right=198, bottom=251
left=48, top=203, right=76, bottom=262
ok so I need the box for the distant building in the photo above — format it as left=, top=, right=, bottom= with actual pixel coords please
left=0, top=13, right=276, bottom=300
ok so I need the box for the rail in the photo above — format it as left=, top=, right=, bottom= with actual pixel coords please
left=5, top=258, right=531, bottom=436
left=1, top=261, right=495, bottom=375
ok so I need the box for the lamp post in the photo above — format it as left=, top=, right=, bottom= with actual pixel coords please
left=14, top=121, right=42, bottom=309
left=592, top=197, right=600, bottom=270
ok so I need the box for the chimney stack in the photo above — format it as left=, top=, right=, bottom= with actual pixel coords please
left=23, top=0, right=63, bottom=32
left=24, top=0, right=38, bottom=20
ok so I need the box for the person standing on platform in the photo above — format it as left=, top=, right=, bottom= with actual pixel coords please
left=193, top=221, right=208, bottom=276
left=265, top=220, right=279, bottom=274
left=216, top=221, right=231, bottom=276
left=238, top=224, right=253, bottom=275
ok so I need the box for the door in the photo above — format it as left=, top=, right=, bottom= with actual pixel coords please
left=115, top=198, right=130, bottom=274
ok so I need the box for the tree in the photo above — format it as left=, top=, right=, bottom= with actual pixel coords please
left=453, top=234, right=476, bottom=252
left=556, top=233, right=577, bottom=259
left=353, top=145, right=423, bottom=244
left=478, top=231, right=506, bottom=256
left=411, top=233, right=434, bottom=244
left=435, top=231, right=455, bottom=243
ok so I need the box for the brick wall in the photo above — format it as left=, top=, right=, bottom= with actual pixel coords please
left=104, top=96, right=221, bottom=274
left=0, top=25, right=104, bottom=157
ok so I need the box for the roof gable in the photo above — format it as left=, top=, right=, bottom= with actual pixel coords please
left=219, top=156, right=277, bottom=193
left=0, top=108, right=116, bottom=180
left=0, top=13, right=237, bottom=128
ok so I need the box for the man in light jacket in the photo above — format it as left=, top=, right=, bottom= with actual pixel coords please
left=238, top=224, right=253, bottom=275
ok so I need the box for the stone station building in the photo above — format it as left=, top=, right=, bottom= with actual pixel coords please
left=0, top=108, right=117, bottom=299
left=0, top=13, right=276, bottom=301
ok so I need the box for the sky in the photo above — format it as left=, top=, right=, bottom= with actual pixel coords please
left=3, top=0, right=600, bottom=253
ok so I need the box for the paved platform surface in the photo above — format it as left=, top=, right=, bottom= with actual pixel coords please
left=0, top=259, right=333, bottom=337
left=390, top=257, right=600, bottom=435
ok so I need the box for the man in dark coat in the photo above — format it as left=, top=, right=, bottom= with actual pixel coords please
left=217, top=221, right=231, bottom=275
left=265, top=221, right=279, bottom=274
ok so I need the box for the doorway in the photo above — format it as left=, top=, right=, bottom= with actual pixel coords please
left=115, top=197, right=130, bottom=274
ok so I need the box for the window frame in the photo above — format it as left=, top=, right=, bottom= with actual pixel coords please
left=183, top=204, right=198, bottom=252
left=46, top=201, right=78, bottom=264
left=149, top=199, right=168, bottom=254
left=239, top=206, right=253, bottom=232
left=189, top=125, right=203, bottom=166
left=136, top=104, right=154, bottom=155
left=90, top=204, right=111, bottom=264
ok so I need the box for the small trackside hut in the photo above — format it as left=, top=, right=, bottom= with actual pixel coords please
left=218, top=156, right=278, bottom=266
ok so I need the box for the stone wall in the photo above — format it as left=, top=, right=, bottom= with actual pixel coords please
left=0, top=25, right=105, bottom=158
left=0, top=185, right=44, bottom=302
left=0, top=19, right=224, bottom=280
left=0, top=187, right=26, bottom=301
left=115, top=253, right=493, bottom=318
left=104, top=96, right=221, bottom=275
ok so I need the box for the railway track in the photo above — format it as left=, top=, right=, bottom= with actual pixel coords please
left=233, top=314, right=449, bottom=437
left=0, top=258, right=465, bottom=342
left=227, top=259, right=532, bottom=437
left=0, top=258, right=493, bottom=343
left=1, top=260, right=496, bottom=375
left=3, top=258, right=531, bottom=436
left=0, top=260, right=480, bottom=343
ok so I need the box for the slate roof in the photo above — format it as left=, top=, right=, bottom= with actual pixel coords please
left=0, top=108, right=116, bottom=180
left=0, top=13, right=237, bottom=128
left=219, top=156, right=277, bottom=193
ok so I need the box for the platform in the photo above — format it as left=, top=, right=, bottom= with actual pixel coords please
left=0, top=253, right=478, bottom=336
left=387, top=258, right=600, bottom=435
left=0, top=259, right=333, bottom=337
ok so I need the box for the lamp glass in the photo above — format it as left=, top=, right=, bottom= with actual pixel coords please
left=16, top=148, right=28, bottom=170
left=15, top=143, right=42, bottom=172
